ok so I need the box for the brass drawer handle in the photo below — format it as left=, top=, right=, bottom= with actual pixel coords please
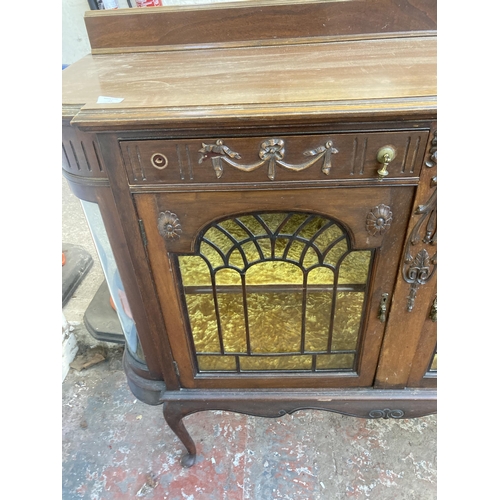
left=376, top=146, right=396, bottom=178
left=378, top=293, right=389, bottom=322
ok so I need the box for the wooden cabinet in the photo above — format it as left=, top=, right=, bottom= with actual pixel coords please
left=62, top=0, right=437, bottom=467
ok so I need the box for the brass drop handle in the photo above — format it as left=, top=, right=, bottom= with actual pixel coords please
left=430, top=297, right=437, bottom=322
left=376, top=146, right=396, bottom=178
left=378, top=293, right=389, bottom=323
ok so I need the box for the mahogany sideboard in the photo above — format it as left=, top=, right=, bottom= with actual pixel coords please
left=62, top=0, right=437, bottom=467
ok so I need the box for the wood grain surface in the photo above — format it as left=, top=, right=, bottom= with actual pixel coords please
left=63, top=36, right=436, bottom=129
left=85, top=0, right=436, bottom=52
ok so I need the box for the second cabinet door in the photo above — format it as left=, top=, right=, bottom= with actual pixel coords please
left=135, top=185, right=414, bottom=389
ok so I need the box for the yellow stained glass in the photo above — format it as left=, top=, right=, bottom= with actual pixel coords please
left=338, top=251, right=371, bottom=284
left=241, top=241, right=261, bottom=263
left=281, top=213, right=309, bottom=235
left=274, top=237, right=289, bottom=258
left=228, top=249, right=245, bottom=269
left=178, top=255, right=211, bottom=286
left=245, top=260, right=303, bottom=286
left=298, top=216, right=327, bottom=238
left=197, top=355, right=236, bottom=371
left=303, top=246, right=320, bottom=268
left=331, top=292, right=364, bottom=350
left=256, top=238, right=272, bottom=258
left=200, top=241, right=224, bottom=268
left=316, top=353, right=355, bottom=370
left=236, top=215, right=265, bottom=235
left=204, top=227, right=232, bottom=253
left=185, top=294, right=219, bottom=353
left=240, top=355, right=312, bottom=371
left=324, top=239, right=348, bottom=267
left=218, top=293, right=247, bottom=352
left=218, top=219, right=249, bottom=241
left=305, top=267, right=334, bottom=351
left=313, top=224, right=344, bottom=252
left=285, top=240, right=306, bottom=262
left=257, top=213, right=287, bottom=233
left=214, top=269, right=247, bottom=353
left=178, top=213, right=372, bottom=373
left=247, top=291, right=303, bottom=353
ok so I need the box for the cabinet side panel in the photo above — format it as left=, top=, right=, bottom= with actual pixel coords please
left=374, top=127, right=437, bottom=388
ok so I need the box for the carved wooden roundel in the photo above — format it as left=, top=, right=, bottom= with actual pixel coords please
left=151, top=153, right=168, bottom=170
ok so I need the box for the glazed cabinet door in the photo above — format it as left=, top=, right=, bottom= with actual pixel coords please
left=135, top=185, right=414, bottom=389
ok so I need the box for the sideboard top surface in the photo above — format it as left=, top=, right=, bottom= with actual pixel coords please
left=63, top=1, right=436, bottom=130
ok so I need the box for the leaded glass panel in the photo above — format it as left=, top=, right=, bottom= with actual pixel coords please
left=177, top=212, right=373, bottom=373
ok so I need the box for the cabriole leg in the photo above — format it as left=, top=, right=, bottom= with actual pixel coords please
left=162, top=402, right=197, bottom=467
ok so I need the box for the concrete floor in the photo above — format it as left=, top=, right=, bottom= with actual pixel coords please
left=62, top=178, right=437, bottom=500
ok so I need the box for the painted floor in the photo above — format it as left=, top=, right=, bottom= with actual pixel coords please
left=62, top=347, right=436, bottom=500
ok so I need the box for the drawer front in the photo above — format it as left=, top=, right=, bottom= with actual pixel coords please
left=120, top=131, right=429, bottom=185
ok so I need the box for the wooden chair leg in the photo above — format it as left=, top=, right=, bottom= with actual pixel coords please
left=162, top=402, right=197, bottom=467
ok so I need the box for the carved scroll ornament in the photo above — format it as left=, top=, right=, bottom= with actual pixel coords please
left=368, top=409, right=405, bottom=419
left=198, top=138, right=338, bottom=180
left=403, top=176, right=437, bottom=311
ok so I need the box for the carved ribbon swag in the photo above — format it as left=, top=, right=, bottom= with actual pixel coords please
left=199, top=138, right=339, bottom=180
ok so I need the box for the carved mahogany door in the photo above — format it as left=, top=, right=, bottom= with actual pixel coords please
left=135, top=184, right=414, bottom=389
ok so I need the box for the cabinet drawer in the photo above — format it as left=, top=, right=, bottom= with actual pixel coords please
left=120, top=131, right=429, bottom=186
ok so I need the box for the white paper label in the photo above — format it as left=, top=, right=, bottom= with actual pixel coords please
left=97, top=96, right=124, bottom=104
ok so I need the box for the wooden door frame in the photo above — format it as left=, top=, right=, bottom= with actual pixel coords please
left=135, top=184, right=415, bottom=389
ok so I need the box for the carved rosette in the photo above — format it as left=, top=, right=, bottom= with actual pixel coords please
left=366, top=204, right=393, bottom=236
left=198, top=138, right=338, bottom=180
left=158, top=211, right=182, bottom=239
left=368, top=409, right=405, bottom=419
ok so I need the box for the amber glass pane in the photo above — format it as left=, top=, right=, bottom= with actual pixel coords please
left=177, top=212, right=373, bottom=374
left=200, top=241, right=224, bottom=268
left=228, top=249, right=245, bottom=269
left=256, top=213, right=288, bottom=234
left=241, top=241, right=261, bottom=263
left=303, top=247, right=320, bottom=268
left=305, top=267, right=334, bottom=351
left=185, top=294, right=220, bottom=352
left=197, top=355, right=236, bottom=371
left=313, top=224, right=344, bottom=252
left=256, top=238, right=272, bottom=258
left=204, top=227, right=233, bottom=254
left=216, top=269, right=247, bottom=353
left=331, top=292, right=364, bottom=350
left=245, top=260, right=303, bottom=286
left=338, top=251, right=371, bottom=284
left=240, top=355, right=312, bottom=371
left=280, top=213, right=310, bottom=234
left=285, top=240, right=306, bottom=262
left=215, top=267, right=241, bottom=286
left=178, top=255, right=211, bottom=286
left=247, top=292, right=302, bottom=353
left=324, top=239, right=348, bottom=267
left=316, top=353, right=355, bottom=370
left=218, top=219, right=249, bottom=241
